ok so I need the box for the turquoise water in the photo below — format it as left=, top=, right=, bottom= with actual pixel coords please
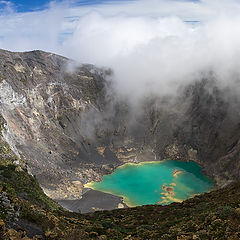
left=86, top=160, right=213, bottom=207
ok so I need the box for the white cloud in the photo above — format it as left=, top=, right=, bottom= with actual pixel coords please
left=0, top=0, right=14, bottom=14
left=1, top=0, right=240, bottom=101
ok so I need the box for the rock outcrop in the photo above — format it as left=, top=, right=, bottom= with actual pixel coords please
left=0, top=49, right=240, bottom=201
left=0, top=49, right=114, bottom=199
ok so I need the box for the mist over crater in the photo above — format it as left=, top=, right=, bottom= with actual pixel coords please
left=0, top=48, right=239, bottom=211
left=1, top=0, right=240, bottom=212
left=2, top=2, right=240, bottom=239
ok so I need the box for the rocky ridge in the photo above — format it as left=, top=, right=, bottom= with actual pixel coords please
left=0, top=49, right=240, bottom=203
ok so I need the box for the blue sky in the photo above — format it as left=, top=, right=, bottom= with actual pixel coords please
left=1, top=0, right=50, bottom=12
left=1, top=0, right=134, bottom=12
left=1, top=0, right=200, bottom=13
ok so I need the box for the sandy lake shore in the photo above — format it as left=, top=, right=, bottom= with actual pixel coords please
left=56, top=189, right=128, bottom=213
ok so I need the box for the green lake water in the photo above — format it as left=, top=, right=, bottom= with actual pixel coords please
left=86, top=160, right=213, bottom=207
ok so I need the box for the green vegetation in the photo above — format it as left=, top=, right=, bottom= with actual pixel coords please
left=1, top=164, right=240, bottom=239
left=20, top=78, right=27, bottom=86
left=0, top=74, right=4, bottom=82
left=0, top=118, right=240, bottom=239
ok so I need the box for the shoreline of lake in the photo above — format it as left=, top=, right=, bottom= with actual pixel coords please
left=84, top=160, right=213, bottom=208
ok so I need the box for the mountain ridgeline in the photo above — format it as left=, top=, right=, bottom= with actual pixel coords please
left=0, top=49, right=239, bottom=199
left=0, top=49, right=240, bottom=239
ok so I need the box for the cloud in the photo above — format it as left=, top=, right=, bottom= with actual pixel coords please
left=0, top=0, right=14, bottom=14
left=1, top=0, right=240, bottom=102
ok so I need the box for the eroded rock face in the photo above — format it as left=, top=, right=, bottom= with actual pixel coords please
left=0, top=49, right=116, bottom=199
left=0, top=49, right=156, bottom=200
left=0, top=49, right=240, bottom=200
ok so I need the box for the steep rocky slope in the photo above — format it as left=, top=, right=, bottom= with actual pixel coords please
left=0, top=49, right=240, bottom=204
left=0, top=121, right=240, bottom=239
left=0, top=49, right=117, bottom=200
left=1, top=49, right=240, bottom=239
